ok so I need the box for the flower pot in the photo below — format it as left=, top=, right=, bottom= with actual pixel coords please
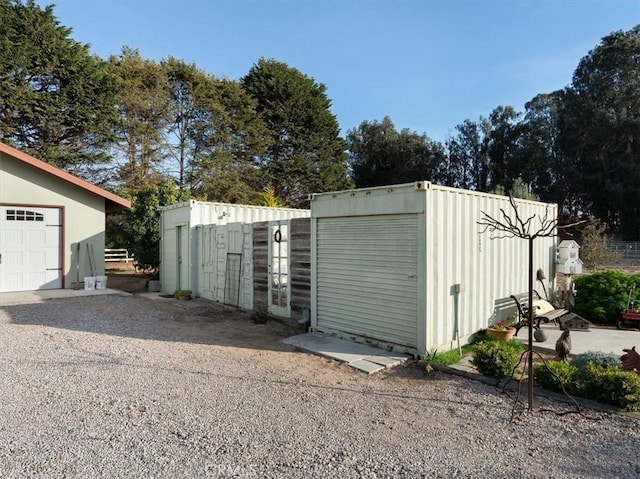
left=487, top=327, right=516, bottom=341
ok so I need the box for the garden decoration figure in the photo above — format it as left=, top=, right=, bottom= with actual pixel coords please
left=555, top=328, right=572, bottom=362
left=621, top=346, right=640, bottom=373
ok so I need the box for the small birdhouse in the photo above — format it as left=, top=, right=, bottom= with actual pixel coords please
left=556, top=240, right=583, bottom=275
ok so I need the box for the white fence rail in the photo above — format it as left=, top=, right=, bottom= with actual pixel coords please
left=105, top=248, right=134, bottom=262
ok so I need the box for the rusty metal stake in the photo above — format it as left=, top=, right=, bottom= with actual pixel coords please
left=528, top=237, right=534, bottom=410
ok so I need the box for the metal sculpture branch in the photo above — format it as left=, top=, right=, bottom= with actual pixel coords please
left=478, top=194, right=584, bottom=415
left=478, top=195, right=567, bottom=240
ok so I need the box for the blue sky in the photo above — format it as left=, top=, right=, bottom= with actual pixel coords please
left=40, top=0, right=639, bottom=140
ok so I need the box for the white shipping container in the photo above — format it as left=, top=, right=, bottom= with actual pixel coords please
left=160, top=200, right=309, bottom=296
left=310, top=181, right=558, bottom=357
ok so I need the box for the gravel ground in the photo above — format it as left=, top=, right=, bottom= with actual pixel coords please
left=0, top=294, right=639, bottom=479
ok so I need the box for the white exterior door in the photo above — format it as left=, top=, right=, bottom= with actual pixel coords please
left=214, top=228, right=227, bottom=303
left=315, top=214, right=419, bottom=349
left=0, top=206, right=62, bottom=292
left=200, top=225, right=216, bottom=301
left=223, top=224, right=253, bottom=309
left=200, top=223, right=254, bottom=309
left=268, top=221, right=290, bottom=317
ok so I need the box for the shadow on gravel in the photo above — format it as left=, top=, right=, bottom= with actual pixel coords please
left=0, top=294, right=305, bottom=353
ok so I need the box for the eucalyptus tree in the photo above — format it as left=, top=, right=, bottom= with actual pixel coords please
left=0, top=0, right=119, bottom=175
left=561, top=26, right=640, bottom=238
left=242, top=58, right=351, bottom=207
left=486, top=105, right=521, bottom=193
left=517, top=91, right=576, bottom=206
left=186, top=78, right=270, bottom=203
left=446, top=118, right=492, bottom=191
left=107, top=47, right=171, bottom=189
left=347, top=116, right=446, bottom=188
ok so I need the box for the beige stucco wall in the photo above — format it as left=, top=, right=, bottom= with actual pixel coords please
left=0, top=152, right=105, bottom=288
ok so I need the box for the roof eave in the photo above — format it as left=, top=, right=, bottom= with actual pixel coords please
left=0, top=142, right=131, bottom=211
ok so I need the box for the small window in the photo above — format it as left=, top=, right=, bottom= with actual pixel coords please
left=5, top=209, right=44, bottom=222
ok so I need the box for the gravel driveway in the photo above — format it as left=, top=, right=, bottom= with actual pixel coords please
left=0, top=294, right=638, bottom=478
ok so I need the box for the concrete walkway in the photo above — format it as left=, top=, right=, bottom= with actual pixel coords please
left=516, top=324, right=640, bottom=356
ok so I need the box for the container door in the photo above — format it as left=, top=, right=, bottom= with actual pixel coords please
left=223, top=224, right=244, bottom=308
left=315, top=214, right=419, bottom=348
left=239, top=223, right=254, bottom=310
left=176, top=225, right=189, bottom=291
left=214, top=227, right=227, bottom=303
left=268, top=221, right=290, bottom=317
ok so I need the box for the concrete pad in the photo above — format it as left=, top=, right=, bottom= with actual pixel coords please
left=137, top=292, right=174, bottom=301
left=349, top=359, right=386, bottom=374
left=282, top=332, right=410, bottom=373
left=363, top=355, right=404, bottom=367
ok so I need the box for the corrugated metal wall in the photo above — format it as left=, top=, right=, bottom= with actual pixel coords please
left=311, top=182, right=558, bottom=357
left=423, top=185, right=557, bottom=353
left=190, top=201, right=310, bottom=226
left=159, top=203, right=192, bottom=294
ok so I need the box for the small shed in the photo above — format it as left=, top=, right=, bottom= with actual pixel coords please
left=159, top=200, right=309, bottom=295
left=556, top=239, right=583, bottom=275
left=309, top=181, right=558, bottom=358
left=0, top=142, right=130, bottom=292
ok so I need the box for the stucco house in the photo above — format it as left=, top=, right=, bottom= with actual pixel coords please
left=0, top=142, right=130, bottom=293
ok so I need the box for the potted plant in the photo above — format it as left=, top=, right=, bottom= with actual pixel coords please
left=486, top=321, right=516, bottom=341
left=147, top=271, right=161, bottom=292
left=173, top=289, right=192, bottom=300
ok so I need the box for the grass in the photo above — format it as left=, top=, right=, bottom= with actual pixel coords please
left=425, top=345, right=474, bottom=366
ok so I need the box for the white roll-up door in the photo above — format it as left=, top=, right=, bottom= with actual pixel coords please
left=0, top=206, right=62, bottom=292
left=316, top=214, right=419, bottom=348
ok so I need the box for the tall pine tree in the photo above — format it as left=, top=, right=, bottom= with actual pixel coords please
left=242, top=58, right=351, bottom=207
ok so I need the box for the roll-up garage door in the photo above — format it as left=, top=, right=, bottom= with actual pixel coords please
left=0, top=206, right=62, bottom=292
left=316, top=214, right=419, bottom=348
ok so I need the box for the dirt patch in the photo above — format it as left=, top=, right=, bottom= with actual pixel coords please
left=106, top=273, right=149, bottom=293
left=105, top=260, right=139, bottom=272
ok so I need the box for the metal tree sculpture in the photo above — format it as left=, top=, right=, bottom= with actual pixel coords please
left=477, top=195, right=582, bottom=412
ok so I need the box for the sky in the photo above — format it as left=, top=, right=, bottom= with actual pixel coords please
left=38, top=0, right=639, bottom=141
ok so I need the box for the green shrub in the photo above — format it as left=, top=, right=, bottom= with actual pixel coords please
left=534, top=361, right=578, bottom=393
left=575, top=363, right=640, bottom=411
left=570, top=351, right=622, bottom=369
left=471, top=340, right=523, bottom=379
left=573, top=270, right=638, bottom=325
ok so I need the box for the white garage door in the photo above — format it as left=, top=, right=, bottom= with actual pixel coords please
left=316, top=214, right=419, bottom=349
left=0, top=206, right=62, bottom=292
